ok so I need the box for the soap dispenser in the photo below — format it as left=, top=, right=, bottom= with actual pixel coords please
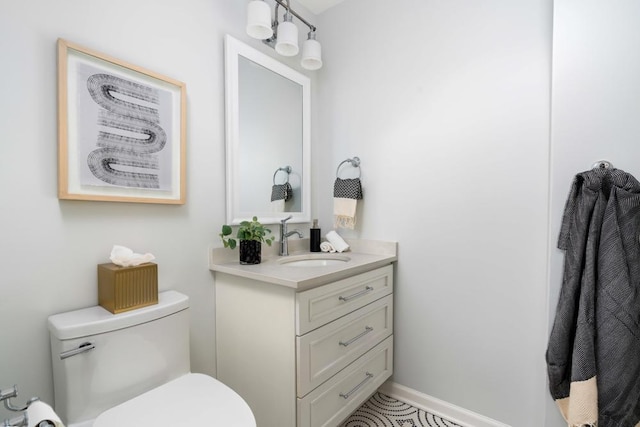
left=310, top=219, right=321, bottom=252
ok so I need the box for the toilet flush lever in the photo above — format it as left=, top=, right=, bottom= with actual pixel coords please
left=60, top=342, right=95, bottom=360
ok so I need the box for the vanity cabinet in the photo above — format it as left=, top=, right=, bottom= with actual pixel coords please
left=215, top=264, right=394, bottom=427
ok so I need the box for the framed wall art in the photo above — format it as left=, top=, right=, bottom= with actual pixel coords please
left=57, top=39, right=186, bottom=204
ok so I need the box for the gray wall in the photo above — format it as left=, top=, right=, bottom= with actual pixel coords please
left=547, top=1, right=640, bottom=426
left=0, top=0, right=297, bottom=421
left=315, top=1, right=552, bottom=426
left=1, top=1, right=321, bottom=420
left=3, top=0, right=639, bottom=426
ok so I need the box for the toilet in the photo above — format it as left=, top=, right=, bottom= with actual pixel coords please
left=47, top=290, right=255, bottom=427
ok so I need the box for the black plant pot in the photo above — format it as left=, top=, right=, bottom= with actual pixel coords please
left=239, top=240, right=261, bottom=265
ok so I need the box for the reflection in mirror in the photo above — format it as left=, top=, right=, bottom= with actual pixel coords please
left=225, top=35, right=310, bottom=225
left=239, top=56, right=302, bottom=213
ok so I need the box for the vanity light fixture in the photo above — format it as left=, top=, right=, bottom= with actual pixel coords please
left=246, top=0, right=274, bottom=39
left=246, top=0, right=322, bottom=70
left=301, top=31, right=322, bottom=70
left=275, top=13, right=299, bottom=56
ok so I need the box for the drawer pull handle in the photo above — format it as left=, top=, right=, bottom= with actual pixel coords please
left=338, top=286, right=374, bottom=302
left=339, top=372, right=374, bottom=399
left=339, top=326, right=373, bottom=347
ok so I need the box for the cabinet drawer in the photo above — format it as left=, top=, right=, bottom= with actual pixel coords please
left=296, top=265, right=393, bottom=335
left=297, top=335, right=393, bottom=427
left=297, top=295, right=392, bottom=397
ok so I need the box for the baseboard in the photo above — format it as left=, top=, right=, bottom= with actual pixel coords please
left=378, top=381, right=511, bottom=427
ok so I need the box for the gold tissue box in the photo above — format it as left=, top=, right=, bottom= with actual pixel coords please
left=98, top=262, right=158, bottom=314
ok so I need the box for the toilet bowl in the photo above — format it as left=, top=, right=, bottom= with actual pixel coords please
left=93, top=373, right=253, bottom=426
left=48, top=291, right=255, bottom=427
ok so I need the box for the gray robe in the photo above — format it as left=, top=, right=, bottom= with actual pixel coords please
left=547, top=168, right=640, bottom=427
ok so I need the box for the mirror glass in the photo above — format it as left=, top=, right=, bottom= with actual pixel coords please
left=224, top=35, right=310, bottom=224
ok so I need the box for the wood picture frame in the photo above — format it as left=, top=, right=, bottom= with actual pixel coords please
left=57, top=39, right=186, bottom=204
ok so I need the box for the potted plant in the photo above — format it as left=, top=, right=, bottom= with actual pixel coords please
left=219, top=216, right=274, bottom=265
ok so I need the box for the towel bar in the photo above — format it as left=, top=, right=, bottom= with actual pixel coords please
left=273, top=166, right=291, bottom=184
left=336, top=156, right=361, bottom=178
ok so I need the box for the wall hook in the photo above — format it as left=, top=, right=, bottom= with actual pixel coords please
left=592, top=160, right=613, bottom=170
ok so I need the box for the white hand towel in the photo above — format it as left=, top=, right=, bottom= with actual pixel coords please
left=325, top=230, right=349, bottom=253
left=271, top=182, right=292, bottom=213
left=333, top=178, right=363, bottom=229
left=271, top=198, right=285, bottom=212
left=27, top=401, right=66, bottom=427
left=320, top=241, right=336, bottom=253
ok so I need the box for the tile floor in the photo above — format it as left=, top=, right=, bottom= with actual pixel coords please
left=341, top=392, right=462, bottom=427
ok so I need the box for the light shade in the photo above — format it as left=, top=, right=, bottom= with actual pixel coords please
left=275, top=15, right=299, bottom=57
left=246, top=0, right=273, bottom=40
left=301, top=34, right=322, bottom=70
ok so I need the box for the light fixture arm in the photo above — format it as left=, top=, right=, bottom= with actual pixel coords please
left=247, top=0, right=322, bottom=70
left=272, top=0, right=316, bottom=33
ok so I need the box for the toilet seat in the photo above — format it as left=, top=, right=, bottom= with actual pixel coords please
left=93, top=373, right=255, bottom=427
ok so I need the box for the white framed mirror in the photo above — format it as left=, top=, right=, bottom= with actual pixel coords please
left=224, top=35, right=311, bottom=225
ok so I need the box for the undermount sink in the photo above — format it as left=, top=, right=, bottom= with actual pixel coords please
left=277, top=254, right=351, bottom=267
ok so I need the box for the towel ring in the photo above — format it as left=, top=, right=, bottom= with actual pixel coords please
left=273, top=166, right=291, bottom=185
left=336, top=157, right=361, bottom=179
left=592, top=160, right=613, bottom=170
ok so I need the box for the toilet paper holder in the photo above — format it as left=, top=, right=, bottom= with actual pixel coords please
left=2, top=414, right=26, bottom=427
left=1, top=384, right=42, bottom=427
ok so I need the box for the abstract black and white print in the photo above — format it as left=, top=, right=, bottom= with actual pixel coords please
left=77, top=62, right=173, bottom=190
left=341, top=393, right=462, bottom=427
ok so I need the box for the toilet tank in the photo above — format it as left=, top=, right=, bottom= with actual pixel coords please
left=48, top=290, right=190, bottom=425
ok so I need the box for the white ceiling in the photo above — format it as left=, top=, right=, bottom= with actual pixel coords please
left=296, top=0, right=347, bottom=14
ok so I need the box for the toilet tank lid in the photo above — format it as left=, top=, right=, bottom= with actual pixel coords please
left=48, top=291, right=189, bottom=340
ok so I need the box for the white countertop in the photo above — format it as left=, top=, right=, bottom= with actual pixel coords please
left=209, top=238, right=397, bottom=291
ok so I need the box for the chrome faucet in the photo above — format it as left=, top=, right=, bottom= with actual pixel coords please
left=279, top=215, right=303, bottom=256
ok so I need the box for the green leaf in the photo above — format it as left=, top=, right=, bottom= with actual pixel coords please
left=219, top=216, right=273, bottom=249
